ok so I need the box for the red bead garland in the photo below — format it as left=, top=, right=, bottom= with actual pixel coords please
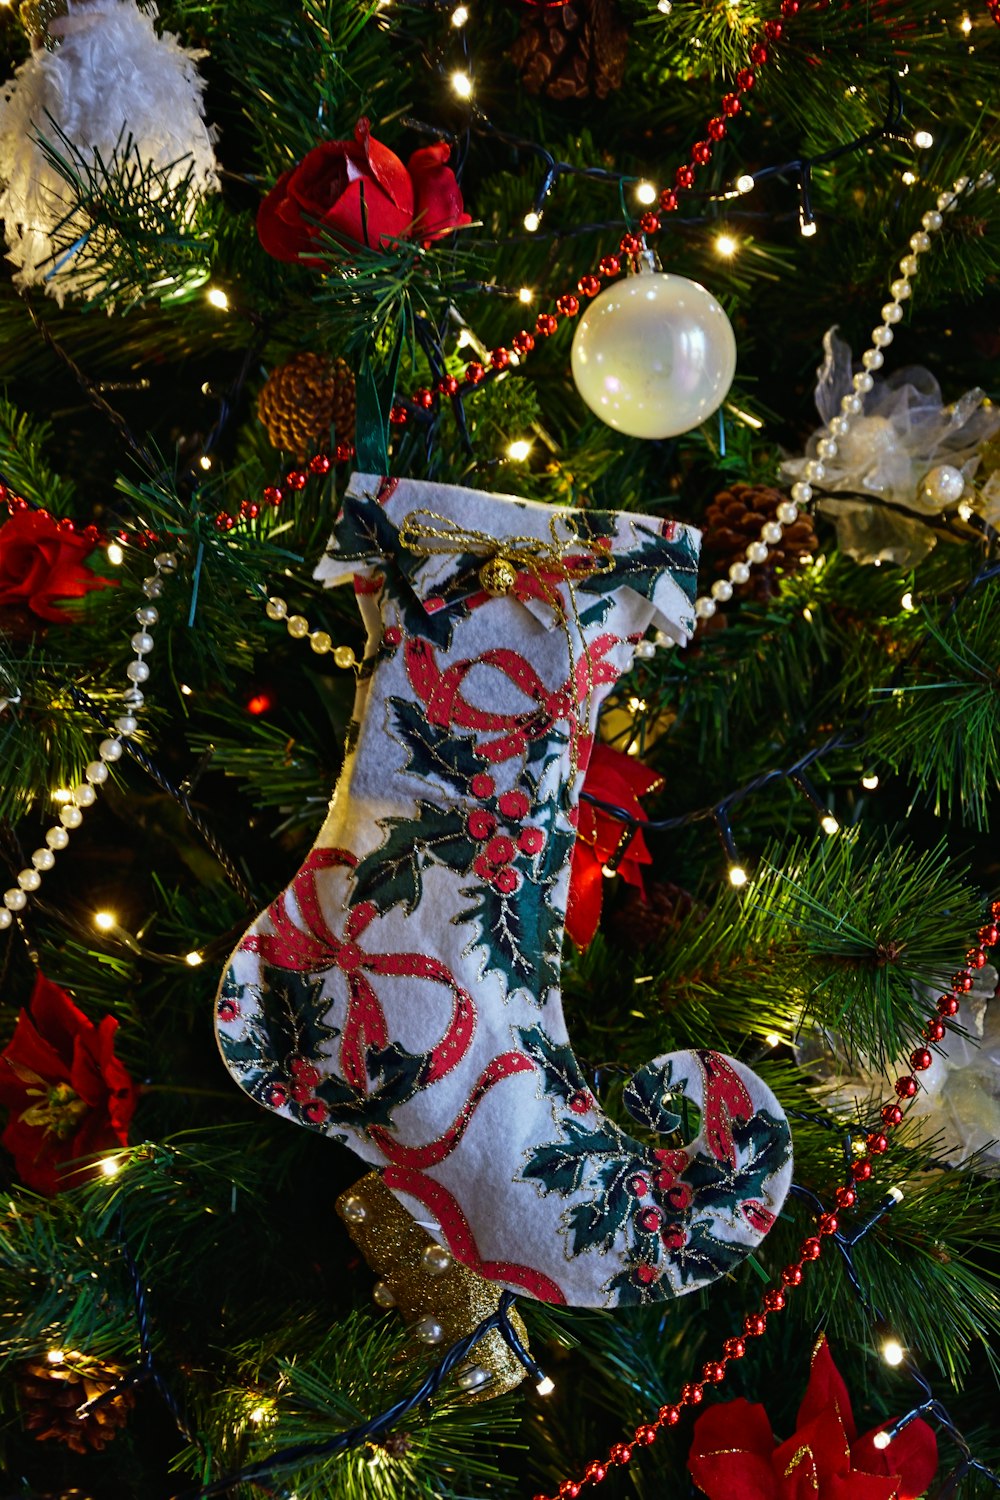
left=534, top=898, right=1000, bottom=1500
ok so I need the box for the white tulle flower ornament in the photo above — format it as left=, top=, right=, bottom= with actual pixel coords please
left=782, top=328, right=1000, bottom=566
left=0, top=0, right=218, bottom=305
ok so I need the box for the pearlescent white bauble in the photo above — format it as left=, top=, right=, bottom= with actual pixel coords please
left=571, top=272, right=737, bottom=439
left=922, top=463, right=965, bottom=506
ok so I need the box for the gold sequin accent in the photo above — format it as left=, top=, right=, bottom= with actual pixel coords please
left=336, top=1173, right=531, bottom=1400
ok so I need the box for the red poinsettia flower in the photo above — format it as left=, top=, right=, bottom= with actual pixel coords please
left=566, top=742, right=662, bottom=948
left=257, top=118, right=471, bottom=264
left=688, top=1336, right=938, bottom=1500
left=0, top=510, right=115, bottom=623
left=0, top=973, right=137, bottom=1196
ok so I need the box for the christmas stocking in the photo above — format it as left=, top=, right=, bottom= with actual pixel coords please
left=216, top=474, right=793, bottom=1308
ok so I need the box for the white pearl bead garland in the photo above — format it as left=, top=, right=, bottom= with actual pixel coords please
left=0, top=547, right=178, bottom=934
left=665, top=178, right=970, bottom=646
left=264, top=595, right=358, bottom=670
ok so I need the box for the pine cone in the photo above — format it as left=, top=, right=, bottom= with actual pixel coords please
left=510, top=0, right=627, bottom=102
left=606, top=879, right=697, bottom=950
left=257, top=353, right=355, bottom=460
left=702, top=482, right=818, bottom=602
left=18, top=1354, right=134, bottom=1454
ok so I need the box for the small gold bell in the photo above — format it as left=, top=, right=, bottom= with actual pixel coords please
left=478, top=555, right=518, bottom=596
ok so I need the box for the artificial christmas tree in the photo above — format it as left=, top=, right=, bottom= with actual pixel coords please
left=0, top=0, right=999, bottom=1497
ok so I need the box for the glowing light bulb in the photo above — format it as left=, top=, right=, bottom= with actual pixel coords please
left=518, top=286, right=535, bottom=304
left=728, top=864, right=748, bottom=888
left=887, top=1185, right=905, bottom=1204
left=765, top=1032, right=781, bottom=1049
left=451, top=70, right=473, bottom=99
left=52, top=788, right=73, bottom=804
left=523, top=210, right=541, bottom=233
left=820, top=814, right=839, bottom=835
left=451, top=3, right=469, bottom=23
left=913, top=129, right=934, bottom=150
left=882, top=1339, right=905, bottom=1367
left=198, top=455, right=213, bottom=471
left=657, top=0, right=672, bottom=11
left=601, top=863, right=618, bottom=878
left=107, top=542, right=124, bottom=565
left=99, top=1156, right=121, bottom=1177
left=799, top=215, right=818, bottom=238
left=536, top=1376, right=555, bottom=1396
left=507, top=439, right=532, bottom=462
left=248, top=1403, right=271, bottom=1424
left=207, top=286, right=229, bottom=310
left=94, top=910, right=116, bottom=932
left=900, top=591, right=915, bottom=611
left=901, top=170, right=917, bottom=186
left=47, top=1349, right=66, bottom=1364
left=861, top=773, right=880, bottom=791
left=714, top=233, right=738, bottom=258
left=180, top=683, right=194, bottom=697
left=185, top=951, right=204, bottom=967
left=635, top=180, right=657, bottom=205
left=873, top=1431, right=892, bottom=1451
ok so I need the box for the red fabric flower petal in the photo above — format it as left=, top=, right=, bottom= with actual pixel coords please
left=0, top=512, right=114, bottom=622
left=688, top=1398, right=779, bottom=1500
left=852, top=1419, right=939, bottom=1500
left=354, top=116, right=414, bottom=217
left=797, top=1336, right=859, bottom=1445
left=256, top=170, right=309, bottom=261
left=408, top=139, right=471, bottom=242
left=321, top=176, right=414, bottom=251
left=564, top=846, right=605, bottom=949
left=773, top=1409, right=852, bottom=1491
left=823, top=1473, right=901, bottom=1500
left=0, top=973, right=136, bottom=1195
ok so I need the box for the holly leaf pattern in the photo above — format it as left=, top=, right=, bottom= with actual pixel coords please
left=389, top=698, right=485, bottom=795
left=681, top=1110, right=792, bottom=1213
left=517, top=1023, right=590, bottom=1104
left=521, top=1115, right=627, bottom=1200
left=623, top=1059, right=684, bottom=1136
left=352, top=803, right=478, bottom=915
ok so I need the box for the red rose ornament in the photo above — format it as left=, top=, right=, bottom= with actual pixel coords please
left=688, top=1336, right=938, bottom=1500
left=0, top=973, right=137, bottom=1195
left=566, top=742, right=662, bottom=948
left=0, top=511, right=115, bottom=622
left=257, top=118, right=471, bottom=263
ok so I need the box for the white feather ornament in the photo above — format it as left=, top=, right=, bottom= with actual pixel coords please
left=0, top=0, right=218, bottom=304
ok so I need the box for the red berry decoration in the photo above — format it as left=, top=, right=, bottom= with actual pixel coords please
left=924, top=1018, right=947, bottom=1043
left=512, top=331, right=535, bottom=355
left=817, top=1213, right=839, bottom=1235
left=609, top=1443, right=632, bottom=1465
left=414, top=387, right=434, bottom=409
left=682, top=1383, right=705, bottom=1404
left=749, top=42, right=769, bottom=64
left=619, top=233, right=643, bottom=256
left=952, top=969, right=974, bottom=992
left=762, top=18, right=783, bottom=38
left=490, top=348, right=510, bottom=371
left=465, top=361, right=486, bottom=384
left=895, top=1075, right=919, bottom=1098
left=635, top=1424, right=657, bottom=1445
left=850, top=1158, right=873, bottom=1182
left=910, top=1048, right=933, bottom=1072
left=585, top=1461, right=607, bottom=1483
left=736, top=67, right=756, bottom=90
left=744, top=1312, right=767, bottom=1337
left=691, top=141, right=713, bottom=165
left=438, top=374, right=460, bottom=396
left=866, top=1133, right=890, bottom=1155
left=659, top=188, right=679, bottom=212
left=721, top=92, right=742, bottom=115
left=309, top=452, right=331, bottom=474
left=659, top=1404, right=681, bottom=1425
left=598, top=255, right=620, bottom=277
left=675, top=165, right=696, bottom=189
left=535, top=313, right=559, bottom=337
left=762, top=1288, right=786, bottom=1312
left=285, top=469, right=308, bottom=490
left=639, top=212, right=660, bottom=233
left=937, top=994, right=961, bottom=1016
left=800, top=1237, right=822, bottom=1260
left=707, top=116, right=727, bottom=140
left=723, top=1337, right=746, bottom=1360
left=835, top=1185, right=857, bottom=1208
left=556, top=294, right=580, bottom=317
left=881, top=1102, right=904, bottom=1127
left=782, top=1264, right=804, bottom=1287
left=578, top=274, right=601, bottom=297
left=703, top=1361, right=726, bottom=1383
